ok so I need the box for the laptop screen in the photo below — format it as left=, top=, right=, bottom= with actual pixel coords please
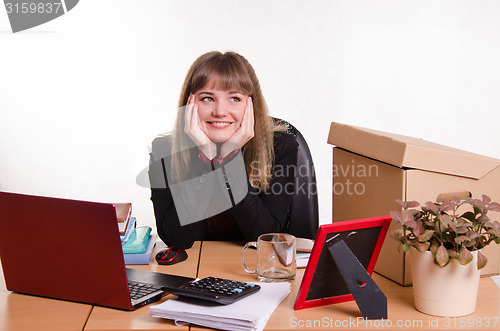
left=0, top=192, right=138, bottom=310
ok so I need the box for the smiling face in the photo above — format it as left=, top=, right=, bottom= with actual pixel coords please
left=195, top=87, right=249, bottom=143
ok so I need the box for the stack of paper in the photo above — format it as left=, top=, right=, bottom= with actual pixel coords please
left=123, top=234, right=157, bottom=265
left=493, top=275, right=500, bottom=289
left=296, top=251, right=311, bottom=268
left=150, top=282, right=290, bottom=331
left=122, top=226, right=152, bottom=254
left=120, top=216, right=136, bottom=243
left=296, top=237, right=313, bottom=268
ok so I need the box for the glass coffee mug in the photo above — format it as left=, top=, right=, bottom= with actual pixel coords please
left=241, top=233, right=296, bottom=282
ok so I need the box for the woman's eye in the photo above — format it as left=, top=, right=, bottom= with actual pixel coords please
left=200, top=97, right=213, bottom=102
left=229, top=97, right=241, bottom=102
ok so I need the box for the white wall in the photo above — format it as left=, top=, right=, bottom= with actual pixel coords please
left=1, top=0, right=500, bottom=229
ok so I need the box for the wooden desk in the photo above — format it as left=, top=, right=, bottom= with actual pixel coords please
left=84, top=241, right=201, bottom=331
left=2, top=241, right=500, bottom=330
left=0, top=240, right=201, bottom=331
left=0, top=259, right=92, bottom=331
left=195, top=241, right=500, bottom=331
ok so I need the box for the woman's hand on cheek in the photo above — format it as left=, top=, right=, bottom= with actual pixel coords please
left=220, top=97, right=255, bottom=158
left=184, top=93, right=217, bottom=160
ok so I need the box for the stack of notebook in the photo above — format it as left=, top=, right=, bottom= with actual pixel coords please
left=150, top=282, right=290, bottom=331
left=122, top=226, right=157, bottom=265
left=115, top=203, right=156, bottom=265
left=116, top=203, right=135, bottom=243
left=295, top=237, right=314, bottom=268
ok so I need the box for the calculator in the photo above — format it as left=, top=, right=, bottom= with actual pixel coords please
left=162, top=276, right=261, bottom=305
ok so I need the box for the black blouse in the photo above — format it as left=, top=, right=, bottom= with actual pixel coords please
left=149, top=130, right=298, bottom=249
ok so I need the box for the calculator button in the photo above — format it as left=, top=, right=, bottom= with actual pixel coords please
left=163, top=277, right=261, bottom=305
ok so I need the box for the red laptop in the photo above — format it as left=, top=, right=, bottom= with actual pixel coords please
left=0, top=191, right=194, bottom=310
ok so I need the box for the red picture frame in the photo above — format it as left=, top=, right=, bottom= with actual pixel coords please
left=294, top=215, right=391, bottom=310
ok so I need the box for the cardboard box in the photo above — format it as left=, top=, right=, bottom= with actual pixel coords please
left=327, top=122, right=500, bottom=285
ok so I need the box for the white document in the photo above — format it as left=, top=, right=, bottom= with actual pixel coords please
left=296, top=251, right=311, bottom=268
left=492, top=275, right=500, bottom=289
left=150, top=282, right=291, bottom=331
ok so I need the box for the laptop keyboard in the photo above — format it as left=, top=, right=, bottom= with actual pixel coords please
left=128, top=281, right=162, bottom=300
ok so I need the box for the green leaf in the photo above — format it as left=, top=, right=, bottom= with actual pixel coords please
left=439, top=214, right=452, bottom=228
left=425, top=201, right=439, bottom=214
left=465, top=239, right=477, bottom=248
left=402, top=243, right=411, bottom=252
left=391, top=229, right=404, bottom=241
left=477, top=215, right=490, bottom=224
left=448, top=249, right=460, bottom=260
left=454, top=235, right=469, bottom=245
left=435, top=245, right=450, bottom=267
left=418, top=230, right=434, bottom=242
left=482, top=194, right=491, bottom=204
left=430, top=244, right=439, bottom=255
left=440, top=201, right=455, bottom=212
left=473, top=199, right=486, bottom=214
left=477, top=251, right=488, bottom=270
left=405, top=220, right=418, bottom=230
left=407, top=201, right=420, bottom=208
left=401, top=209, right=415, bottom=225
left=396, top=200, right=420, bottom=209
left=424, top=218, right=434, bottom=227
left=415, top=221, right=424, bottom=236
left=390, top=211, right=402, bottom=223
left=413, top=242, right=430, bottom=252
left=468, top=232, right=480, bottom=240
left=484, top=221, right=496, bottom=230
left=395, top=200, right=405, bottom=208
left=458, top=247, right=473, bottom=265
left=488, top=202, right=500, bottom=212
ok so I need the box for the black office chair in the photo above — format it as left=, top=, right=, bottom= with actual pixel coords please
left=275, top=118, right=319, bottom=240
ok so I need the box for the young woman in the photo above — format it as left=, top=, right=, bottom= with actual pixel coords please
left=149, top=51, right=298, bottom=261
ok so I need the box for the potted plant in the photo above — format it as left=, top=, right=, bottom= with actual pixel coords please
left=390, top=194, right=500, bottom=317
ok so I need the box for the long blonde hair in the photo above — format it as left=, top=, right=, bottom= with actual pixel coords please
left=171, top=51, right=282, bottom=190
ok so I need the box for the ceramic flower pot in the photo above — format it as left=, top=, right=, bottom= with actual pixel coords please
left=409, top=248, right=481, bottom=317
